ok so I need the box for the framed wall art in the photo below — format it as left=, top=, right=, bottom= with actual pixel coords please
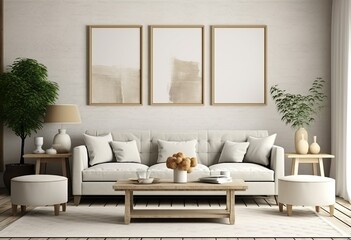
left=88, top=25, right=142, bottom=105
left=211, top=25, right=266, bottom=105
left=150, top=25, right=204, bottom=105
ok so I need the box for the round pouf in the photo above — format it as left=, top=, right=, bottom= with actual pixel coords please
left=11, top=174, right=68, bottom=216
left=278, top=175, right=335, bottom=216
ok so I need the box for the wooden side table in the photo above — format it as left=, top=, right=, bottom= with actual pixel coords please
left=23, top=153, right=72, bottom=178
left=285, top=153, right=335, bottom=177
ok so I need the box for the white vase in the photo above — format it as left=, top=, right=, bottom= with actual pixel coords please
left=45, top=147, right=57, bottom=155
left=309, top=136, right=321, bottom=154
left=53, top=129, right=71, bottom=153
left=33, top=137, right=45, bottom=154
left=295, top=128, right=308, bottom=153
left=296, top=134, right=309, bottom=154
left=173, top=169, right=187, bottom=183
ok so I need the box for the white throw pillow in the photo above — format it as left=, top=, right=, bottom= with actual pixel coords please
left=83, top=133, right=113, bottom=166
left=157, top=139, right=197, bottom=163
left=110, top=140, right=141, bottom=163
left=218, top=141, right=250, bottom=163
left=244, top=134, right=277, bottom=166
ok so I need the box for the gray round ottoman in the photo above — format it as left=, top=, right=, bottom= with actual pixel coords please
left=11, top=174, right=68, bottom=216
left=278, top=175, right=335, bottom=216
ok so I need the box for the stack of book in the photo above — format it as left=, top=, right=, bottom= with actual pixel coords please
left=199, top=175, right=232, bottom=184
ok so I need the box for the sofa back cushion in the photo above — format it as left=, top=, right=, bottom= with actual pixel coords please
left=85, top=130, right=270, bottom=167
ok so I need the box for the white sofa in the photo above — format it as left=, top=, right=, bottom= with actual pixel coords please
left=72, top=130, right=285, bottom=205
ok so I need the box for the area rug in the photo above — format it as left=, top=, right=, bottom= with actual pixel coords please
left=0, top=205, right=349, bottom=238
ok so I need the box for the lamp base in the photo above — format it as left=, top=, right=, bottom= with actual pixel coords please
left=33, top=147, right=45, bottom=154
left=53, top=129, right=71, bottom=153
left=33, top=137, right=45, bottom=154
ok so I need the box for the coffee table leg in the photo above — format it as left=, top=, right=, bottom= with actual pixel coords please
left=229, top=190, right=235, bottom=224
left=124, top=190, right=131, bottom=224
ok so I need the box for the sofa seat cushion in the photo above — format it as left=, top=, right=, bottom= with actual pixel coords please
left=82, top=163, right=148, bottom=181
left=209, top=163, right=274, bottom=181
left=148, top=163, right=210, bottom=181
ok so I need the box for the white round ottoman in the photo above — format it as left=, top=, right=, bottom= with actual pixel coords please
left=278, top=175, right=335, bottom=216
left=11, top=174, right=68, bottom=216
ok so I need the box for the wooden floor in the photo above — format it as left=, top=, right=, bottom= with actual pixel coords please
left=0, top=188, right=349, bottom=240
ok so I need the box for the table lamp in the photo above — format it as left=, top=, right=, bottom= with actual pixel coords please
left=44, top=104, right=81, bottom=153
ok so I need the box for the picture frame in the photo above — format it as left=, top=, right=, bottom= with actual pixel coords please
left=211, top=25, right=267, bottom=105
left=88, top=25, right=143, bottom=105
left=149, top=25, right=204, bottom=105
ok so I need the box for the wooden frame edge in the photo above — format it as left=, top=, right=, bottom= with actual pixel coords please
left=210, top=25, right=267, bottom=106
left=149, top=25, right=205, bottom=106
left=87, top=25, right=143, bottom=106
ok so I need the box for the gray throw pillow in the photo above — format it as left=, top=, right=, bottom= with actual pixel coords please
left=218, top=141, right=250, bottom=163
left=110, top=140, right=141, bottom=163
left=244, top=134, right=277, bottom=166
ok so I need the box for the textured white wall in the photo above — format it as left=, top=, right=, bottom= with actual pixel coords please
left=2, top=0, right=332, bottom=182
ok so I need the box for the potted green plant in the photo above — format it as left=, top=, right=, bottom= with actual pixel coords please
left=270, top=77, right=326, bottom=153
left=0, top=58, right=59, bottom=192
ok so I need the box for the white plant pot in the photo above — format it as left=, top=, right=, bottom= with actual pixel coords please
left=173, top=169, right=187, bottom=183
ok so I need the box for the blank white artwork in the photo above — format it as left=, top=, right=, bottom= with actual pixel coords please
left=151, top=27, right=203, bottom=104
left=212, top=27, right=265, bottom=104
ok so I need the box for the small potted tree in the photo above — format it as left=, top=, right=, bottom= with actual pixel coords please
left=0, top=58, right=59, bottom=192
left=270, top=77, right=326, bottom=153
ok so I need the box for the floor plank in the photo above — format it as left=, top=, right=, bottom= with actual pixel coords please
left=67, top=238, right=88, bottom=240
left=337, top=197, right=351, bottom=208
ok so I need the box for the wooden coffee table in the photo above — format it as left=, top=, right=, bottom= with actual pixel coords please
left=113, top=180, right=248, bottom=224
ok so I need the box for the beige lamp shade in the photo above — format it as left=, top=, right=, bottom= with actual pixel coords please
left=44, top=104, right=81, bottom=153
left=44, top=104, right=81, bottom=124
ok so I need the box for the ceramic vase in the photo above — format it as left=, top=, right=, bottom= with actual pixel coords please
left=46, top=147, right=57, bottom=155
left=173, top=169, right=187, bottom=183
left=53, top=129, right=71, bottom=153
left=309, top=136, right=321, bottom=154
left=296, top=133, right=309, bottom=154
left=295, top=127, right=308, bottom=153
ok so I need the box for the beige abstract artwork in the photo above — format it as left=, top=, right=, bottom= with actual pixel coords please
left=150, top=26, right=204, bottom=105
left=169, top=58, right=202, bottom=103
left=89, top=26, right=142, bottom=105
left=92, top=65, right=140, bottom=103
